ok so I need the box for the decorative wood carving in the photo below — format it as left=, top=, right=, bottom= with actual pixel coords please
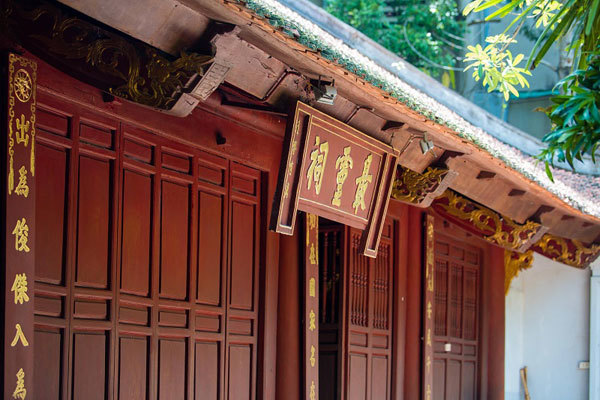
left=432, top=191, right=548, bottom=252
left=271, top=101, right=399, bottom=258
left=1, top=0, right=217, bottom=116
left=504, top=250, right=533, bottom=294
left=391, top=166, right=458, bottom=207
left=531, top=233, right=600, bottom=268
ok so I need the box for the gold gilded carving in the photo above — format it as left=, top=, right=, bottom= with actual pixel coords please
left=307, top=136, right=329, bottom=195
left=309, top=309, right=316, bottom=332
left=504, top=250, right=533, bottom=295
left=11, top=273, right=29, bottom=305
left=534, top=234, right=600, bottom=268
left=13, top=69, right=32, bottom=103
left=12, top=218, right=30, bottom=253
left=15, top=166, right=29, bottom=198
left=353, top=154, right=373, bottom=214
left=437, top=191, right=542, bottom=251
left=332, top=146, right=353, bottom=206
left=15, top=114, right=30, bottom=147
left=5, top=1, right=213, bottom=110
left=13, top=368, right=26, bottom=400
left=10, top=324, right=29, bottom=347
left=392, top=167, right=449, bottom=205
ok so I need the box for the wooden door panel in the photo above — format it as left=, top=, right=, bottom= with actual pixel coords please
left=228, top=344, right=252, bottom=400
left=197, top=191, right=224, bottom=306
left=120, top=170, right=152, bottom=297
left=72, top=332, right=108, bottom=400
left=159, top=180, right=190, bottom=300
left=195, top=341, right=220, bottom=400
left=35, top=142, right=68, bottom=285
left=348, top=353, right=368, bottom=400
left=118, top=336, right=149, bottom=400
left=76, top=155, right=111, bottom=288
left=34, top=328, right=63, bottom=400
left=446, top=360, right=461, bottom=400
left=229, top=201, right=255, bottom=311
left=158, top=339, right=187, bottom=399
left=371, top=355, right=389, bottom=399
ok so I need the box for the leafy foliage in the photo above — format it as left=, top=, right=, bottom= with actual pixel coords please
left=463, top=0, right=600, bottom=178
left=538, top=47, right=600, bottom=180
left=324, top=0, right=466, bottom=78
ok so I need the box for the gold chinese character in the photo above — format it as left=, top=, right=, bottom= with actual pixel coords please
left=14, top=69, right=32, bottom=103
left=12, top=218, right=30, bottom=253
left=11, top=273, right=29, bottom=305
left=426, top=328, right=432, bottom=346
left=309, top=243, right=317, bottom=265
left=426, top=355, right=431, bottom=373
left=15, top=114, right=30, bottom=147
left=331, top=146, right=353, bottom=207
left=11, top=324, right=29, bottom=347
left=310, top=380, right=316, bottom=400
left=306, top=136, right=329, bottom=195
left=427, top=301, right=432, bottom=320
left=15, top=166, right=29, bottom=198
left=309, top=277, right=316, bottom=298
left=13, top=368, right=26, bottom=399
left=310, top=345, right=316, bottom=367
left=309, top=309, right=316, bottom=332
left=426, top=384, right=431, bottom=400
left=352, top=154, right=373, bottom=214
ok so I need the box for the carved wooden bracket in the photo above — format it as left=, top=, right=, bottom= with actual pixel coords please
left=505, top=250, right=533, bottom=295
left=431, top=191, right=548, bottom=252
left=1, top=0, right=223, bottom=116
left=530, top=233, right=600, bottom=268
left=391, top=166, right=457, bottom=208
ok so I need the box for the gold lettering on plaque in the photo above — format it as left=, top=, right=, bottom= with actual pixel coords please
left=306, top=136, right=329, bottom=195
left=309, top=277, right=316, bottom=298
left=310, top=380, right=316, bottom=400
left=427, top=301, right=432, bottom=320
left=15, top=114, right=30, bottom=147
left=15, top=166, right=29, bottom=198
left=11, top=273, right=29, bottom=305
left=426, top=355, right=431, bottom=373
left=426, top=328, right=432, bottom=346
left=426, top=384, right=432, bottom=400
left=12, top=218, right=30, bottom=253
left=310, top=345, right=316, bottom=367
left=331, top=146, right=353, bottom=206
left=309, top=244, right=317, bottom=265
left=352, top=154, right=373, bottom=214
left=13, top=368, right=27, bottom=399
left=309, top=309, right=316, bottom=331
left=11, top=324, right=29, bottom=347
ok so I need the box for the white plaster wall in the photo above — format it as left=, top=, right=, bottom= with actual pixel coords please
left=505, top=254, right=590, bottom=400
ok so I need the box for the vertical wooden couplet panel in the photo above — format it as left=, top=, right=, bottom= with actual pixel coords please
left=4, top=53, right=37, bottom=400
left=304, top=213, right=319, bottom=400
left=422, top=214, right=435, bottom=400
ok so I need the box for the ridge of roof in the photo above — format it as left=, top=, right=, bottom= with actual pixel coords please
left=233, top=0, right=600, bottom=219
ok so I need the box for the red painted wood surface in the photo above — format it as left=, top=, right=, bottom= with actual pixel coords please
left=30, top=56, right=281, bottom=400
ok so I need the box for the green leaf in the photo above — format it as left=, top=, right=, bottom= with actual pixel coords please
left=586, top=0, right=600, bottom=36
left=545, top=162, right=554, bottom=182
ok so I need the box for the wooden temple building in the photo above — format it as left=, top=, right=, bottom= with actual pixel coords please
left=1, top=0, right=600, bottom=399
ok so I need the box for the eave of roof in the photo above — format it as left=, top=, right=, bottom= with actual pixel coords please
left=232, top=0, right=600, bottom=219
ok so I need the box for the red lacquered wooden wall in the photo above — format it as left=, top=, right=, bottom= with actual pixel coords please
left=30, top=56, right=283, bottom=400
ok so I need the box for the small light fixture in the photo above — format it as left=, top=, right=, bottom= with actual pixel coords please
left=420, top=133, right=435, bottom=155
left=314, top=76, right=337, bottom=105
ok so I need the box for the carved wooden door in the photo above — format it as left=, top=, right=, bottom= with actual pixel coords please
left=318, top=221, right=395, bottom=400
left=430, top=225, right=481, bottom=400
left=33, top=88, right=262, bottom=399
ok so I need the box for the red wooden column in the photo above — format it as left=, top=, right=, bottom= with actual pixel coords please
left=3, top=53, right=37, bottom=399
left=303, top=213, right=319, bottom=400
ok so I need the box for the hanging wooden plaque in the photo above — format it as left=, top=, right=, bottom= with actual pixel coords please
left=271, top=101, right=398, bottom=258
left=3, top=52, right=37, bottom=400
